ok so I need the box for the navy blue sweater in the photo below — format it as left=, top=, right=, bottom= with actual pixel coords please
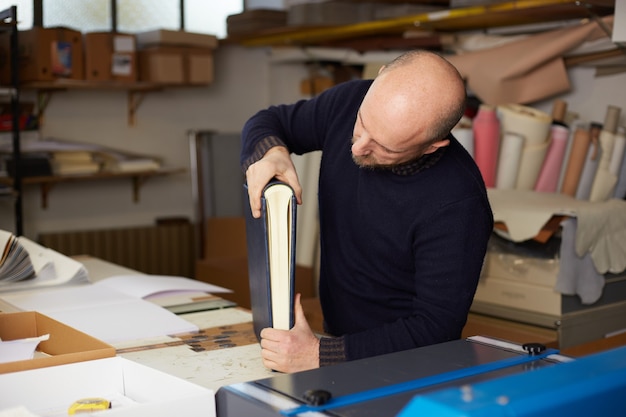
left=241, top=79, right=493, bottom=362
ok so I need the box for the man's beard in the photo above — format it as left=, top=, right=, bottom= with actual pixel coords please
left=351, top=154, right=397, bottom=170
left=352, top=150, right=430, bottom=170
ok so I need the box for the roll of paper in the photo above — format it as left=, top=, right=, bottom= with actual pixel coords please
left=561, top=125, right=591, bottom=197
left=613, top=132, right=626, bottom=199
left=497, top=104, right=552, bottom=190
left=534, top=124, right=570, bottom=192
left=589, top=130, right=617, bottom=202
left=609, top=130, right=626, bottom=176
left=473, top=105, right=500, bottom=188
left=497, top=104, right=552, bottom=145
left=495, top=132, right=524, bottom=189
left=575, top=142, right=602, bottom=200
left=589, top=106, right=622, bottom=202
left=515, top=141, right=550, bottom=190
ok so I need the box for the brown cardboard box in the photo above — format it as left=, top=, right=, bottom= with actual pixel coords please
left=0, top=311, right=115, bottom=374
left=84, top=32, right=137, bottom=82
left=138, top=46, right=213, bottom=85
left=187, top=48, right=213, bottom=85
left=138, top=46, right=184, bottom=84
left=135, top=29, right=218, bottom=49
left=0, top=26, right=84, bottom=84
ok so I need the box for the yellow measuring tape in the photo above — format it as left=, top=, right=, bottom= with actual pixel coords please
left=68, top=398, right=111, bottom=414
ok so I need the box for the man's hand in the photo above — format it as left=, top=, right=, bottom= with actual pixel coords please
left=245, top=146, right=303, bottom=218
left=259, top=293, right=320, bottom=373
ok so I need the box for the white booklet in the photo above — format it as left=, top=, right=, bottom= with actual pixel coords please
left=0, top=235, right=88, bottom=292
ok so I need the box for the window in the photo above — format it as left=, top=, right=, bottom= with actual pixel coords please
left=0, top=0, right=243, bottom=38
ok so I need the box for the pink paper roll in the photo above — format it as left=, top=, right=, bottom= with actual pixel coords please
left=534, top=124, right=570, bottom=192
left=472, top=105, right=500, bottom=188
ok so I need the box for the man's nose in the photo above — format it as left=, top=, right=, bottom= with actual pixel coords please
left=351, top=136, right=371, bottom=156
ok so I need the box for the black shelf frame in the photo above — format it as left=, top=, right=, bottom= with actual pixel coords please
left=1, top=6, right=22, bottom=236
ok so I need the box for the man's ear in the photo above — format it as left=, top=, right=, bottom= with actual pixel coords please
left=423, top=139, right=450, bottom=155
left=377, top=65, right=386, bottom=75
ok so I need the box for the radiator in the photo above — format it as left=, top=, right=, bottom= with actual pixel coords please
left=38, top=222, right=196, bottom=278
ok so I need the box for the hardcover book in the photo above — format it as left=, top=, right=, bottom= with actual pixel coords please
left=244, top=180, right=297, bottom=340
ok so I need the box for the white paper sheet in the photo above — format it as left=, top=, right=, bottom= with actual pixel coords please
left=93, top=274, right=231, bottom=299
left=0, top=286, right=198, bottom=344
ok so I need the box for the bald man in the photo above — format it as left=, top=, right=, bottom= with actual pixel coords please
left=241, top=50, right=493, bottom=373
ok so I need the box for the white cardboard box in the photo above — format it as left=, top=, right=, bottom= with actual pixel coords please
left=0, top=357, right=215, bottom=417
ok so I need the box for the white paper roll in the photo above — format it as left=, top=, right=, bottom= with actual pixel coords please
left=515, top=140, right=550, bottom=190
left=495, top=132, right=524, bottom=189
left=497, top=104, right=552, bottom=146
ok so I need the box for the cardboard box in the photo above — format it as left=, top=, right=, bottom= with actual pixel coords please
left=135, top=29, right=218, bottom=49
left=0, top=311, right=115, bottom=374
left=138, top=46, right=184, bottom=84
left=0, top=356, right=216, bottom=417
left=0, top=26, right=84, bottom=84
left=138, top=46, right=213, bottom=85
left=187, top=48, right=214, bottom=85
left=84, top=32, right=137, bottom=82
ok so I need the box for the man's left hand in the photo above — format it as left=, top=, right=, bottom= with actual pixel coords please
left=259, top=293, right=320, bottom=373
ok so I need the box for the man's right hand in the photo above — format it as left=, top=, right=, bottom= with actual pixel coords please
left=245, top=146, right=303, bottom=218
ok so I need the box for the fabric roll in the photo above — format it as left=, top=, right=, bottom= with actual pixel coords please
left=515, top=140, right=550, bottom=190
left=495, top=132, right=524, bottom=189
left=452, top=126, right=474, bottom=158
left=534, top=124, right=569, bottom=192
left=561, top=125, right=591, bottom=197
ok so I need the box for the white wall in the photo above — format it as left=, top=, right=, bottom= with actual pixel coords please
left=0, top=45, right=309, bottom=239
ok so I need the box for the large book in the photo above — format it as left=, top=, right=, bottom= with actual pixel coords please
left=244, top=180, right=297, bottom=340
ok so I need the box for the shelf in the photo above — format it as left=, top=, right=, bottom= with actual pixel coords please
left=0, top=167, right=185, bottom=209
left=20, top=79, right=167, bottom=127
left=228, top=0, right=615, bottom=50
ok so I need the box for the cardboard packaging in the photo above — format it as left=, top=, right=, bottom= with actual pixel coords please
left=135, top=29, right=218, bottom=50
left=0, top=26, right=84, bottom=84
left=226, top=9, right=287, bottom=37
left=0, top=356, right=216, bottom=417
left=138, top=46, right=214, bottom=85
left=0, top=311, right=115, bottom=374
left=84, top=32, right=137, bottom=82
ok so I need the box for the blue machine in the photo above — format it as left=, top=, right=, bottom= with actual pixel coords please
left=216, top=337, right=626, bottom=417
left=398, top=344, right=626, bottom=417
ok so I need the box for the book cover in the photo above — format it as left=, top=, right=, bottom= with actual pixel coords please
left=244, top=180, right=297, bottom=341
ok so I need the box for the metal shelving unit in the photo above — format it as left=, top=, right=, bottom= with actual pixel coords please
left=0, top=6, right=22, bottom=236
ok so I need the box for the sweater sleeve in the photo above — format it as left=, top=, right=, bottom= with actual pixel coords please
left=240, top=135, right=286, bottom=173
left=319, top=336, right=347, bottom=367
